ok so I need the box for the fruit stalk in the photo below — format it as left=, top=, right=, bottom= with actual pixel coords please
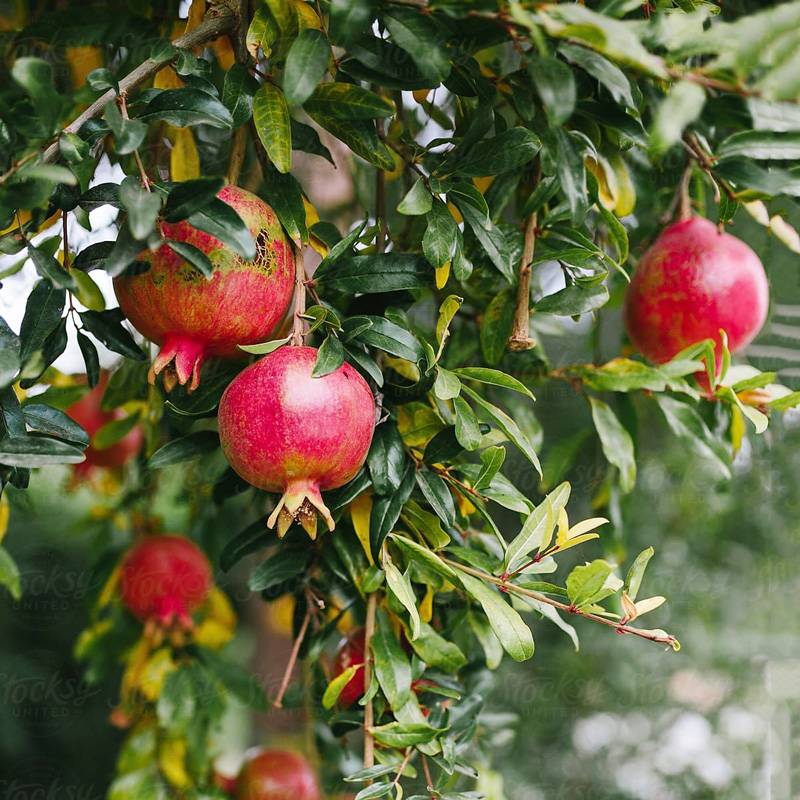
left=508, top=212, right=537, bottom=351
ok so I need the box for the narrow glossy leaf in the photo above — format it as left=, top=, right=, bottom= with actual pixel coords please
left=119, top=177, right=162, bottom=240
left=383, top=7, right=451, bottom=83
left=253, top=83, right=292, bottom=173
left=305, top=82, right=394, bottom=119
left=73, top=241, right=116, bottom=272
left=453, top=128, right=541, bottom=178
left=138, top=88, right=233, bottom=128
left=650, top=81, right=706, bottom=154
left=555, top=127, right=588, bottom=222
left=480, top=288, right=515, bottom=365
left=186, top=198, right=256, bottom=260
left=0, top=436, right=85, bottom=467
left=284, top=30, right=331, bottom=106
left=452, top=368, right=535, bottom=400
left=163, top=177, right=224, bottom=222
left=306, top=111, right=395, bottom=170
left=290, top=118, right=334, bottom=163
left=473, top=446, right=506, bottom=492
left=536, top=284, right=609, bottom=316
left=528, top=54, right=576, bottom=125
left=261, top=163, right=308, bottom=244
left=248, top=542, right=313, bottom=592
left=423, top=199, right=457, bottom=269
left=312, top=333, right=346, bottom=377
left=79, top=309, right=146, bottom=360
left=383, top=556, right=421, bottom=640
left=371, top=722, right=442, bottom=748
left=371, top=607, right=412, bottom=707
left=22, top=404, right=89, bottom=447
left=19, top=281, right=66, bottom=363
left=589, top=398, right=635, bottom=493
left=718, top=131, right=800, bottom=161
left=166, top=240, right=213, bottom=279
left=0, top=317, right=20, bottom=389
left=347, top=315, right=424, bottom=362
left=370, top=463, right=415, bottom=557
left=329, top=0, right=373, bottom=48
left=367, top=423, right=406, bottom=495
left=456, top=199, right=514, bottom=282
left=219, top=517, right=271, bottom=572
left=397, top=178, right=432, bottom=215
left=316, top=254, right=431, bottom=293
left=560, top=43, right=634, bottom=108
left=453, top=395, right=482, bottom=451
left=415, top=469, right=456, bottom=527
left=222, top=62, right=258, bottom=127
left=0, top=547, right=21, bottom=600
left=148, top=431, right=220, bottom=468
left=405, top=620, right=466, bottom=671
left=624, top=546, right=654, bottom=602
left=29, top=246, right=77, bottom=290
left=390, top=534, right=458, bottom=582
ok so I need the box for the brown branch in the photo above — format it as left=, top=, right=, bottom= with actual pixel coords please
left=362, top=592, right=378, bottom=785
left=421, top=755, right=436, bottom=800
left=226, top=0, right=250, bottom=186
left=41, top=10, right=238, bottom=165
left=508, top=212, right=537, bottom=351
left=273, top=603, right=312, bottom=709
left=682, top=133, right=738, bottom=203
left=291, top=244, right=307, bottom=346
left=441, top=556, right=679, bottom=649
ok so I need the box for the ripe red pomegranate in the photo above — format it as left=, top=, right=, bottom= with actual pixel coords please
left=119, top=535, right=212, bottom=628
left=113, top=186, right=294, bottom=393
left=217, top=346, right=376, bottom=538
left=235, top=749, right=322, bottom=800
left=332, top=628, right=366, bottom=708
left=624, top=217, right=769, bottom=389
left=65, top=372, right=143, bottom=478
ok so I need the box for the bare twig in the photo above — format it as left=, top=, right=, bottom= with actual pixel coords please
left=363, top=592, right=378, bottom=784
left=291, top=243, right=307, bottom=346
left=391, top=748, right=414, bottom=789
left=421, top=755, right=436, bottom=800
left=682, top=132, right=738, bottom=203
left=0, top=150, right=41, bottom=186
left=441, top=556, right=679, bottom=649
left=273, top=603, right=312, bottom=708
left=508, top=213, right=538, bottom=351
left=226, top=0, right=250, bottom=186
left=41, top=10, right=238, bottom=165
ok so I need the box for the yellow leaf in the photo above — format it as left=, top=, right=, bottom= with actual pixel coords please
left=184, top=0, right=204, bottom=33
left=0, top=494, right=8, bottom=545
left=265, top=594, right=295, bottom=636
left=586, top=155, right=617, bottom=211
left=74, top=619, right=113, bottom=660
left=72, top=269, right=106, bottom=311
left=770, top=214, right=800, bottom=254
left=420, top=584, right=434, bottom=623
left=160, top=738, right=192, bottom=789
left=447, top=200, right=463, bottom=224
left=435, top=262, right=451, bottom=290
left=194, top=619, right=235, bottom=649
left=385, top=356, right=421, bottom=383
left=97, top=561, right=122, bottom=611
left=473, top=176, right=494, bottom=194
left=634, top=595, right=666, bottom=616
left=154, top=67, right=184, bottom=91
left=607, top=150, right=636, bottom=217
left=170, top=126, right=200, bottom=181
left=66, top=46, right=103, bottom=90
left=138, top=647, right=176, bottom=702
left=413, top=89, right=430, bottom=104
left=309, top=233, right=328, bottom=258
left=397, top=402, right=445, bottom=448
left=120, top=638, right=152, bottom=699
left=730, top=405, right=745, bottom=453
left=554, top=506, right=570, bottom=547
left=567, top=516, right=609, bottom=539
left=204, top=587, right=237, bottom=629
left=349, top=491, right=374, bottom=565
left=456, top=490, right=475, bottom=517
left=743, top=200, right=770, bottom=225
left=556, top=532, right=600, bottom=552
left=296, top=0, right=322, bottom=31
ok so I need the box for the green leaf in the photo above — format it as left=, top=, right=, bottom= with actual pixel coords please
left=383, top=7, right=451, bottom=83
left=453, top=127, right=541, bottom=178
left=290, top=118, right=334, bottom=164
left=312, top=334, right=345, bottom=377
left=589, top=397, right=636, bottom=494
left=528, top=54, right=576, bottom=126
left=390, top=533, right=458, bottom=582
left=718, top=131, right=800, bottom=161
left=29, top=246, right=77, bottom=291
left=284, top=30, right=331, bottom=106
left=423, top=199, right=457, bottom=269
left=650, top=81, right=706, bottom=154
left=163, top=177, right=224, bottom=223
left=79, top=309, right=146, bottom=360
left=453, top=395, right=482, bottom=451
left=346, top=316, right=424, bottom=362
left=253, top=83, right=292, bottom=174
left=370, top=463, right=415, bottom=557
left=185, top=198, right=256, bottom=260
left=148, top=431, right=220, bottom=468
left=747, top=98, right=800, bottom=132
left=21, top=404, right=89, bottom=447
left=461, top=385, right=542, bottom=475
left=306, top=111, right=395, bottom=170
left=415, top=469, right=456, bottom=527
left=503, top=482, right=570, bottom=574
left=0, top=547, right=21, bottom=600
left=104, top=101, right=147, bottom=155
left=0, top=436, right=85, bottom=467
left=433, top=367, right=461, bottom=401
left=92, top=412, right=141, bottom=450
left=555, top=127, right=588, bottom=222
left=452, top=368, right=535, bottom=400
left=655, top=395, right=731, bottom=479
left=566, top=559, right=622, bottom=609
left=248, top=542, right=313, bottom=592
left=329, top=0, right=373, bottom=48
left=367, top=423, right=406, bottom=495
left=119, top=177, right=161, bottom=240
left=166, top=240, right=213, bottom=279
left=19, top=281, right=66, bottom=363
left=220, top=517, right=271, bottom=572
left=470, top=609, right=503, bottom=669
left=198, top=648, right=270, bottom=712
left=316, top=254, right=431, bottom=293
left=404, top=620, right=467, bottom=672
left=624, top=546, right=654, bottom=602
left=0, top=317, right=20, bottom=389
left=371, top=722, right=443, bottom=748
left=58, top=132, right=90, bottom=163
left=261, top=163, right=308, bottom=244
left=222, top=63, right=258, bottom=127
left=383, top=555, right=421, bottom=640
left=397, top=178, right=432, bottom=215
left=323, top=664, right=363, bottom=710
left=353, top=784, right=393, bottom=800
left=371, top=607, right=412, bottom=707
left=87, top=67, right=119, bottom=93
left=156, top=666, right=196, bottom=732
left=138, top=88, right=233, bottom=128
left=473, top=446, right=506, bottom=492
left=480, top=287, right=515, bottom=365
left=559, top=43, right=634, bottom=108
left=536, top=284, right=609, bottom=316
left=304, top=82, right=394, bottom=119
left=456, top=570, right=534, bottom=661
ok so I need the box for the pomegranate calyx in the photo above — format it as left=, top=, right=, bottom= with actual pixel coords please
left=267, top=477, right=334, bottom=540
left=148, top=334, right=206, bottom=394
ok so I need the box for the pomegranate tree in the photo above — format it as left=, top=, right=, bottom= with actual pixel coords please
left=65, top=372, right=143, bottom=478
left=113, top=186, right=294, bottom=393
left=235, top=749, right=322, bottom=800
left=217, top=346, right=375, bottom=538
left=119, top=534, right=212, bottom=629
left=623, top=217, right=769, bottom=386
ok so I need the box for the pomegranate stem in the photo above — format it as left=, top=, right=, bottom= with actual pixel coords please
left=290, top=243, right=307, bottom=346
left=362, top=592, right=378, bottom=785
left=508, top=210, right=538, bottom=351
left=273, top=603, right=312, bottom=708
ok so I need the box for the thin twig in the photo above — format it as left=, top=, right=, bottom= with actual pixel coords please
left=391, top=748, right=414, bottom=789
left=508, top=212, right=538, bottom=351
left=374, top=85, right=388, bottom=254
left=40, top=10, right=237, bottom=165
left=441, top=556, right=679, bottom=649
left=682, top=133, right=738, bottom=202
left=678, top=162, right=693, bottom=222
left=421, top=755, right=436, bottom=800
left=363, top=592, right=378, bottom=785
left=0, top=150, right=41, bottom=186
left=226, top=0, right=250, bottom=186
left=119, top=93, right=151, bottom=190
left=291, top=243, right=307, bottom=346
left=273, top=604, right=312, bottom=709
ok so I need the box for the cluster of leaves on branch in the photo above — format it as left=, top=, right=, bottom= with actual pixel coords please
left=0, top=0, right=799, bottom=797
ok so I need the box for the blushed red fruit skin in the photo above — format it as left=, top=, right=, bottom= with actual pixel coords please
left=217, top=346, right=375, bottom=531
left=65, top=372, right=143, bottom=474
left=235, top=749, right=322, bottom=800
left=113, top=186, right=294, bottom=389
left=119, top=535, right=212, bottom=625
left=333, top=628, right=366, bottom=708
left=623, top=218, right=769, bottom=379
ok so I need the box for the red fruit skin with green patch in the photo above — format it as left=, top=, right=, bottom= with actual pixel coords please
left=333, top=628, right=366, bottom=708
left=217, top=346, right=376, bottom=536
left=113, top=186, right=294, bottom=391
left=119, top=535, right=212, bottom=627
left=623, top=218, right=769, bottom=379
left=235, top=749, right=322, bottom=800
left=66, top=372, right=143, bottom=475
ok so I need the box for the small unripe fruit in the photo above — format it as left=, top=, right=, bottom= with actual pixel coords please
left=623, top=217, right=769, bottom=387
left=65, top=372, right=143, bottom=478
left=114, top=186, right=294, bottom=393
left=235, top=749, right=322, bottom=800
left=119, top=535, right=212, bottom=628
left=332, top=628, right=366, bottom=708
left=218, top=346, right=376, bottom=539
